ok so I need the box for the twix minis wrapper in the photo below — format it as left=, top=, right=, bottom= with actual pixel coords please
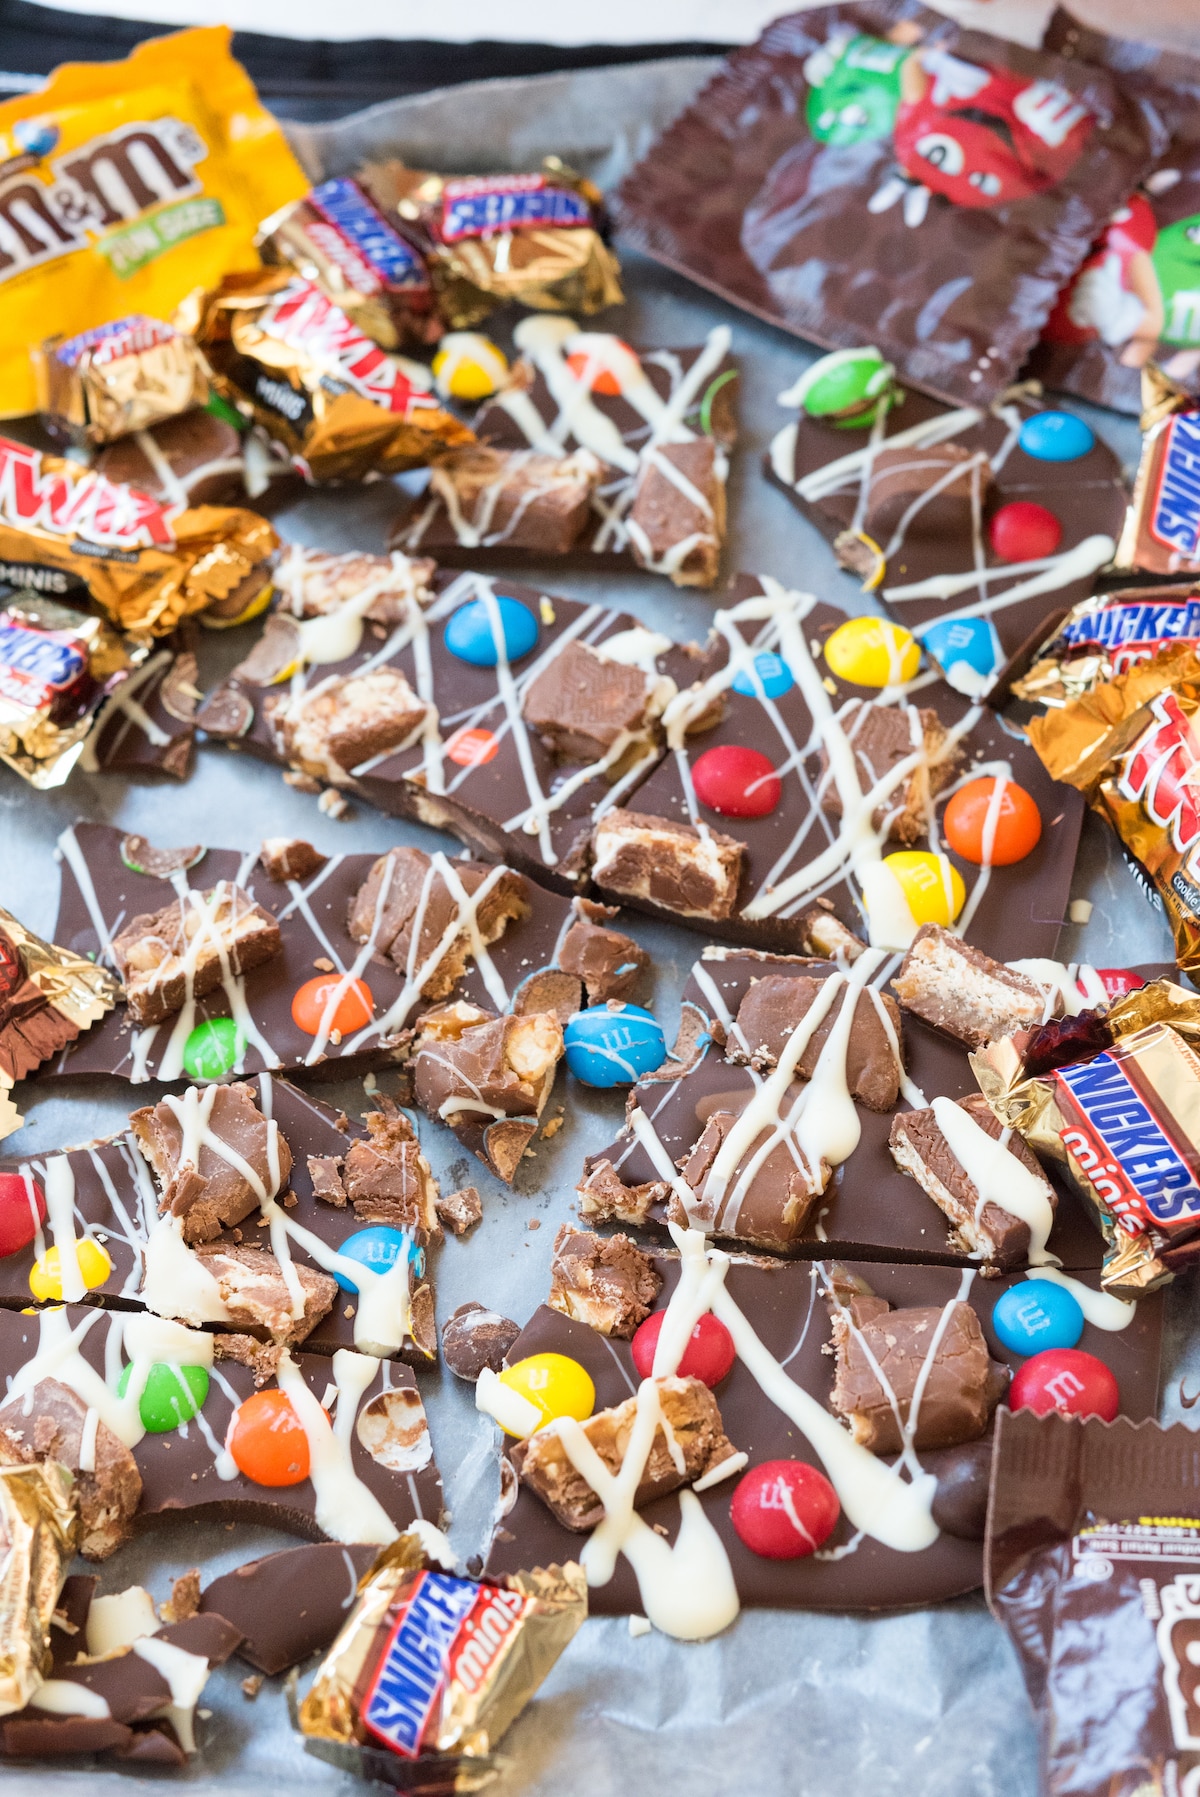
left=183, top=271, right=473, bottom=483
left=358, top=158, right=623, bottom=330
left=1013, top=583, right=1200, bottom=706
left=973, top=977, right=1200, bottom=1295
left=0, top=435, right=276, bottom=635
left=299, top=1532, right=585, bottom=1771
left=0, top=1462, right=78, bottom=1717
left=33, top=315, right=211, bottom=447
left=0, top=902, right=119, bottom=1140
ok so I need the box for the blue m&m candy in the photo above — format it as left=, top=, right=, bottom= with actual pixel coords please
left=732, top=652, right=794, bottom=700
left=1018, top=411, right=1095, bottom=463
left=444, top=595, right=539, bottom=667
left=918, top=615, right=999, bottom=694
left=564, top=1004, right=666, bottom=1087
left=992, top=1279, right=1084, bottom=1357
left=334, top=1227, right=424, bottom=1293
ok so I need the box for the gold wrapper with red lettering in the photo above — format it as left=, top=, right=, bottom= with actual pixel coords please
left=1012, top=585, right=1200, bottom=708
left=181, top=270, right=473, bottom=482
left=298, top=1532, right=585, bottom=1768
left=33, top=316, right=211, bottom=447
left=358, top=159, right=623, bottom=331
left=0, top=437, right=276, bottom=636
left=973, top=978, right=1200, bottom=1297
left=0, top=1461, right=79, bottom=1717
left=0, top=593, right=134, bottom=790
left=0, top=900, right=120, bottom=1141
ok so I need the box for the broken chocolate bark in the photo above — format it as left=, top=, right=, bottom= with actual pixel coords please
left=420, top=446, right=603, bottom=553
left=131, top=1081, right=293, bottom=1243
left=199, top=1542, right=379, bottom=1675
left=891, top=925, right=1051, bottom=1048
left=727, top=974, right=903, bottom=1110
left=412, top=1004, right=563, bottom=1182
left=819, top=703, right=959, bottom=845
left=87, top=643, right=198, bottom=782
left=547, top=1224, right=662, bottom=1337
left=112, top=884, right=282, bottom=1025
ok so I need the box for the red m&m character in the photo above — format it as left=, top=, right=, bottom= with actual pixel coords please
left=631, top=1310, right=736, bottom=1387
left=227, top=1390, right=313, bottom=1486
left=1009, top=1349, right=1119, bottom=1422
left=730, top=1460, right=840, bottom=1559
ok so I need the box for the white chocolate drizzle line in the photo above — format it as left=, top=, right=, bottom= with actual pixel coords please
left=930, top=1095, right=1057, bottom=1265
left=57, top=826, right=119, bottom=966
left=275, top=1348, right=398, bottom=1545
left=79, top=651, right=173, bottom=771
left=1024, top=1266, right=1135, bottom=1332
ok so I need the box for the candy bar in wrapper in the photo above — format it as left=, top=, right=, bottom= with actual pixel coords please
left=33, top=316, right=211, bottom=448
left=0, top=1461, right=78, bottom=1717
left=258, top=178, right=440, bottom=353
left=182, top=271, right=473, bottom=482
left=1013, top=583, right=1200, bottom=706
left=0, top=436, right=276, bottom=636
left=358, top=159, right=622, bottom=331
left=1116, top=366, right=1200, bottom=577
left=0, top=901, right=119, bottom=1140
left=973, top=976, right=1200, bottom=1296
left=0, top=593, right=134, bottom=787
left=298, top=1531, right=585, bottom=1774
left=987, top=1409, right=1200, bottom=1797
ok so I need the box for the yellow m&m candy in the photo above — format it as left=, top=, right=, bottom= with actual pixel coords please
left=824, top=617, right=920, bottom=688
left=29, top=1238, right=111, bottom=1302
left=432, top=333, right=509, bottom=402
left=497, top=1352, right=595, bottom=1437
left=882, top=851, right=966, bottom=927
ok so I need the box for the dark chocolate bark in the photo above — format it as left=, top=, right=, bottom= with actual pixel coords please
left=200, top=1541, right=379, bottom=1674
left=87, top=642, right=198, bottom=782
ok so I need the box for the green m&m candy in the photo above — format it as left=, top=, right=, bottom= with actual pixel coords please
left=784, top=347, right=898, bottom=428
left=118, top=1361, right=209, bottom=1434
left=183, top=1017, right=244, bottom=1080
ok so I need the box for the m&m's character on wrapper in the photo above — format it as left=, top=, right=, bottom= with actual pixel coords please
left=1043, top=194, right=1165, bottom=370
left=803, top=30, right=908, bottom=147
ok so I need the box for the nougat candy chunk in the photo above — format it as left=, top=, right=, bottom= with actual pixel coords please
left=259, top=838, right=328, bottom=883
left=0, top=1378, right=140, bottom=1559
left=413, top=1007, right=563, bottom=1182
left=510, top=1375, right=736, bottom=1530
left=591, top=808, right=744, bottom=921
left=521, top=638, right=668, bottom=764
left=892, top=924, right=1050, bottom=1049
left=557, top=902, right=648, bottom=1004
left=340, top=1104, right=440, bottom=1239
left=194, top=1244, right=337, bottom=1343
left=820, top=703, right=959, bottom=845
left=268, top=666, right=431, bottom=786
left=729, top=974, right=902, bottom=1110
left=347, top=847, right=528, bottom=998
left=425, top=446, right=602, bottom=553
left=548, top=1224, right=662, bottom=1338
left=130, top=1082, right=293, bottom=1244
left=576, top=1156, right=669, bottom=1228
left=112, top=883, right=281, bottom=1025
left=627, top=438, right=725, bottom=588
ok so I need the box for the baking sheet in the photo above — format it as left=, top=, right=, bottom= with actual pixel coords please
left=1, top=57, right=1197, bottom=1797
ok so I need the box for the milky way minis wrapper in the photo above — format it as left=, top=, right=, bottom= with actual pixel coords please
left=184, top=271, right=473, bottom=482
left=358, top=159, right=622, bottom=331
left=299, top=1532, right=585, bottom=1768
left=0, top=593, right=131, bottom=786
left=0, top=902, right=119, bottom=1139
left=33, top=315, right=211, bottom=448
left=0, top=1462, right=77, bottom=1718
left=1013, top=584, right=1200, bottom=706
left=258, top=178, right=440, bottom=354
left=973, top=977, right=1200, bottom=1296
left=0, top=436, right=276, bottom=635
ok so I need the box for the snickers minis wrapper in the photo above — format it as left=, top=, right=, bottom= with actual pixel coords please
left=973, top=977, right=1200, bottom=1297
left=1013, top=584, right=1200, bottom=706
left=1116, top=366, right=1200, bottom=578
left=298, top=1532, right=586, bottom=1773
left=0, top=592, right=135, bottom=787
left=0, top=1462, right=78, bottom=1718
left=258, top=177, right=441, bottom=353
left=0, top=901, right=119, bottom=1140
left=0, top=436, right=276, bottom=636
left=33, top=314, right=212, bottom=447
left=987, top=1409, right=1200, bottom=1797
left=182, top=270, right=474, bottom=482
left=357, top=158, right=623, bottom=330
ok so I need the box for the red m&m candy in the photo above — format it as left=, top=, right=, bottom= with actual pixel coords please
left=988, top=502, right=1062, bottom=563
left=1093, top=968, right=1144, bottom=1001
left=566, top=340, right=636, bottom=396
left=1009, top=1349, right=1119, bottom=1422
left=943, top=776, right=1042, bottom=866
left=692, top=745, right=781, bottom=819
left=0, top=1172, right=45, bottom=1257
left=227, top=1389, right=313, bottom=1486
left=631, top=1310, right=736, bottom=1387
left=291, top=976, right=374, bottom=1038
left=730, top=1460, right=840, bottom=1559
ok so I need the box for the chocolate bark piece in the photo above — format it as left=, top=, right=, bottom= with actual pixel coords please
left=728, top=974, right=903, bottom=1111
left=888, top=1093, right=1056, bottom=1273
left=199, top=1542, right=380, bottom=1675
left=891, top=925, right=1051, bottom=1048
left=859, top=441, right=990, bottom=549
left=130, top=1081, right=294, bottom=1243
left=590, top=808, right=744, bottom=922
left=193, top=1244, right=337, bottom=1343
left=521, top=638, right=664, bottom=764
left=627, top=437, right=725, bottom=586
left=419, top=446, right=603, bottom=554
left=677, top=1107, right=827, bottom=1250
left=266, top=665, right=431, bottom=787
left=111, top=882, right=282, bottom=1025
left=0, top=1377, right=140, bottom=1560
left=576, top=1158, right=669, bottom=1229
left=441, top=1301, right=521, bottom=1380
left=548, top=1224, right=662, bottom=1338
left=89, top=646, right=198, bottom=782
left=510, top=1374, right=735, bottom=1531
left=557, top=900, right=649, bottom=1003
left=435, top=1185, right=482, bottom=1236
left=259, top=838, right=328, bottom=883
left=827, top=1285, right=1009, bottom=1455
left=93, top=409, right=251, bottom=508
left=799, top=903, right=867, bottom=963
left=273, top=544, right=436, bottom=625
left=2, top=1717, right=135, bottom=1757
left=340, top=1103, right=440, bottom=1240
left=347, top=847, right=529, bottom=997
left=412, top=1005, right=563, bottom=1183
left=820, top=703, right=958, bottom=845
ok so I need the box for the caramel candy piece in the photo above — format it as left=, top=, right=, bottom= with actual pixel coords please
left=194, top=1244, right=337, bottom=1343
left=819, top=703, right=959, bottom=845
left=267, top=666, right=431, bottom=787
left=412, top=1004, right=563, bottom=1183
left=557, top=902, right=648, bottom=1004
left=521, top=639, right=663, bottom=764
left=511, top=1375, right=736, bottom=1531
left=591, top=808, right=744, bottom=920
left=576, top=1157, right=668, bottom=1228
left=892, top=924, right=1051, bottom=1048
left=441, top=1301, right=521, bottom=1380
left=111, top=884, right=281, bottom=1026
left=627, top=438, right=725, bottom=587
left=435, top=1185, right=483, bottom=1236
left=130, top=1082, right=293, bottom=1244
left=547, top=1224, right=662, bottom=1338
left=347, top=847, right=528, bottom=999
left=339, top=1104, right=441, bottom=1240
left=422, top=446, right=602, bottom=553
left=888, top=1092, right=1056, bottom=1273
left=0, top=1378, right=140, bottom=1560
left=259, top=838, right=328, bottom=883
left=728, top=974, right=902, bottom=1110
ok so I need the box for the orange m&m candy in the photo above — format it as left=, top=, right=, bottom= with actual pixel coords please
left=446, top=726, right=499, bottom=768
left=566, top=340, right=636, bottom=396
left=227, top=1390, right=312, bottom=1486
left=944, top=777, right=1042, bottom=866
left=291, top=975, right=374, bottom=1037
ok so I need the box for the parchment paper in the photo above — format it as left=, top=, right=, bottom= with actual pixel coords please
left=0, top=58, right=1194, bottom=1797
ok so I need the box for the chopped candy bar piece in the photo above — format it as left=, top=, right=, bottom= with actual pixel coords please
left=728, top=974, right=903, bottom=1110
left=412, top=1005, right=563, bottom=1182
left=420, top=446, right=603, bottom=554
left=547, top=1224, right=662, bottom=1337
left=340, top=1103, right=440, bottom=1240
left=130, top=1082, right=293, bottom=1244
left=273, top=544, right=436, bottom=624
left=259, top=838, right=328, bottom=883
left=111, top=884, right=282, bottom=1026
left=306, top=1154, right=346, bottom=1205
left=194, top=1244, right=337, bottom=1343
left=678, top=1107, right=827, bottom=1249
left=266, top=666, right=431, bottom=787
left=627, top=438, right=725, bottom=586
left=435, top=1185, right=482, bottom=1236
left=576, top=1158, right=669, bottom=1229
left=892, top=925, right=1050, bottom=1048
left=820, top=703, right=959, bottom=845
left=799, top=903, right=867, bottom=963
left=521, top=638, right=668, bottom=765
left=346, top=847, right=529, bottom=997
left=590, top=808, right=744, bottom=922
left=556, top=899, right=648, bottom=1003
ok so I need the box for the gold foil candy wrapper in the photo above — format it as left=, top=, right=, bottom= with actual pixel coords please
left=0, top=899, right=120, bottom=1141
left=1013, top=585, right=1200, bottom=708
left=973, top=979, right=1200, bottom=1297
left=183, top=270, right=473, bottom=482
left=358, top=158, right=623, bottom=331
left=0, top=1461, right=79, bottom=1717
left=299, top=1532, right=585, bottom=1765
left=33, top=316, right=211, bottom=448
left=0, top=593, right=135, bottom=790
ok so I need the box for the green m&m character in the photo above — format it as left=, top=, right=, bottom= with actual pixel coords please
left=803, top=31, right=908, bottom=147
left=782, top=347, right=899, bottom=429
left=1153, top=214, right=1200, bottom=349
